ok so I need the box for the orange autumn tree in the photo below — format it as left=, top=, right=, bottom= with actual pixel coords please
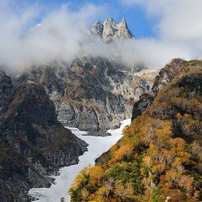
left=89, top=166, right=105, bottom=186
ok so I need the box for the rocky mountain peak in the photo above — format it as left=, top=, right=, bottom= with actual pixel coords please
left=105, top=17, right=117, bottom=28
left=119, top=17, right=128, bottom=30
left=90, top=17, right=135, bottom=40
left=118, top=17, right=127, bottom=28
left=89, top=20, right=104, bottom=37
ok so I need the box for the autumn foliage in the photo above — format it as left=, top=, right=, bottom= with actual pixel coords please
left=68, top=60, right=202, bottom=201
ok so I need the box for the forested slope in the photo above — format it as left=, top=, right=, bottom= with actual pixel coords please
left=68, top=59, right=202, bottom=202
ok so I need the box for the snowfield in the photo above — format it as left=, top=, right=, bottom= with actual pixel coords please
left=28, top=119, right=131, bottom=202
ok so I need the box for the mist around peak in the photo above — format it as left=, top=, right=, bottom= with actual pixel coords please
left=0, top=1, right=197, bottom=74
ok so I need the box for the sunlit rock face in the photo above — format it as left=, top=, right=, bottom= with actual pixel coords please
left=90, top=17, right=135, bottom=40
left=16, top=56, right=158, bottom=136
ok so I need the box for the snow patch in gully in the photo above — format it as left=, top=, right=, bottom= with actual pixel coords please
left=29, top=119, right=131, bottom=202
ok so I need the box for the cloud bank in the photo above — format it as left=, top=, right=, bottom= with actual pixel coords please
left=121, top=0, right=202, bottom=58
left=0, top=0, right=201, bottom=74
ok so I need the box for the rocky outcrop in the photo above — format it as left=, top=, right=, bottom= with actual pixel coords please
left=131, top=93, right=155, bottom=121
left=152, top=58, right=187, bottom=94
left=90, top=17, right=135, bottom=40
left=16, top=56, right=158, bottom=136
left=0, top=73, right=88, bottom=201
left=59, top=59, right=157, bottom=134
left=131, top=58, right=197, bottom=120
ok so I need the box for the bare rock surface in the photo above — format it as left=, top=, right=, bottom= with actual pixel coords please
left=16, top=56, right=158, bottom=136
left=90, top=17, right=135, bottom=40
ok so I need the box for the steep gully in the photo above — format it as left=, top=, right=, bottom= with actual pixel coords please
left=29, top=119, right=131, bottom=202
left=15, top=57, right=157, bottom=201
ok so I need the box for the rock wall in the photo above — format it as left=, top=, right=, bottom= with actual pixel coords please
left=16, top=56, right=158, bottom=136
left=0, top=71, right=88, bottom=201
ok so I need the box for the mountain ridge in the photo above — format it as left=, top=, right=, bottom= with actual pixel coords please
left=90, top=17, right=135, bottom=40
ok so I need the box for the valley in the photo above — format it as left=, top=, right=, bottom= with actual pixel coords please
left=1, top=8, right=202, bottom=202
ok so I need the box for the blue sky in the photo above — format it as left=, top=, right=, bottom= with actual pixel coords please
left=1, top=0, right=202, bottom=70
left=64, top=0, right=157, bottom=39
left=7, top=0, right=157, bottom=39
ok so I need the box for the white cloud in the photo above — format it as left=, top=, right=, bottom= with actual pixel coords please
left=121, top=0, right=202, bottom=59
left=0, top=0, right=201, bottom=73
left=0, top=0, right=41, bottom=38
left=0, top=2, right=108, bottom=72
left=112, top=38, right=192, bottom=69
left=146, top=0, right=202, bottom=41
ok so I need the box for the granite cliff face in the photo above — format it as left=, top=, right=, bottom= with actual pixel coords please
left=17, top=56, right=158, bottom=136
left=0, top=71, right=87, bottom=201
left=90, top=17, right=135, bottom=40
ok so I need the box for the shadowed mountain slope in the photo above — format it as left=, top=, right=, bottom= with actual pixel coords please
left=0, top=71, right=87, bottom=202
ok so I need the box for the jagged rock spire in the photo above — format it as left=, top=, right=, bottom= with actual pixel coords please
left=90, top=20, right=103, bottom=37
left=120, top=17, right=126, bottom=25
left=90, top=17, right=135, bottom=40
